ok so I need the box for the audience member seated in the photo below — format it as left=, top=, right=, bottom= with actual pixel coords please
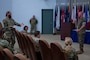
left=21, top=25, right=28, bottom=34
left=64, top=37, right=78, bottom=60
left=33, top=31, right=42, bottom=60
left=0, top=29, right=14, bottom=53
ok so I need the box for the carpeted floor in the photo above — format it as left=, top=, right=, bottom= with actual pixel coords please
left=14, top=34, right=90, bottom=60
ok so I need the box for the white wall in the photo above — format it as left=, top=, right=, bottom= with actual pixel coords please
left=0, top=0, right=12, bottom=23
left=12, top=0, right=56, bottom=33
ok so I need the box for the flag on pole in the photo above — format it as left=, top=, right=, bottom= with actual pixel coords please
left=71, top=5, right=76, bottom=23
left=56, top=6, right=60, bottom=29
left=65, top=6, right=70, bottom=22
left=83, top=5, right=89, bottom=29
left=54, top=5, right=60, bottom=30
left=54, top=5, right=58, bottom=28
left=61, top=7, right=65, bottom=23
left=85, top=5, right=89, bottom=23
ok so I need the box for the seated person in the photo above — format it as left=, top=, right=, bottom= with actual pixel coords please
left=21, top=25, right=28, bottom=33
left=64, top=37, right=78, bottom=60
left=33, top=31, right=41, bottom=51
left=33, top=31, right=42, bottom=60
left=0, top=29, right=14, bottom=53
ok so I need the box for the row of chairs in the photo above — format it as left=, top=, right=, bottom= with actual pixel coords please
left=0, top=46, right=27, bottom=60
left=14, top=29, right=37, bottom=60
left=14, top=29, right=67, bottom=60
left=39, top=40, right=67, bottom=60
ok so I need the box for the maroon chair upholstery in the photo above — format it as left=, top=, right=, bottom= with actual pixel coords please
left=39, top=40, right=52, bottom=60
left=0, top=46, right=4, bottom=60
left=2, top=48, right=14, bottom=60
left=14, top=30, right=24, bottom=53
left=14, top=29, right=34, bottom=60
left=21, top=33, right=33, bottom=59
left=14, top=53, right=27, bottom=60
left=25, top=35, right=38, bottom=60
left=50, top=42, right=67, bottom=60
left=19, top=32, right=29, bottom=56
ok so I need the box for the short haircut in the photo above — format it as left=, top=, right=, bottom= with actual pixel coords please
left=65, top=37, right=72, bottom=45
left=23, top=26, right=28, bottom=30
left=34, top=31, right=40, bottom=37
left=6, top=11, right=11, bottom=16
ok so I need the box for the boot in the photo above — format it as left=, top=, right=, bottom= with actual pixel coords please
left=81, top=48, right=84, bottom=53
left=76, top=48, right=84, bottom=54
left=76, top=50, right=83, bottom=54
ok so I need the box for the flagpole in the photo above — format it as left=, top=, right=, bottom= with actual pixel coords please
left=69, top=0, right=73, bottom=21
left=69, top=0, right=72, bottom=21
left=89, top=0, right=90, bottom=15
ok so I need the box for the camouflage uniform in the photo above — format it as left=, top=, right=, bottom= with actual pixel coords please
left=3, top=17, right=21, bottom=48
left=33, top=37, right=42, bottom=60
left=64, top=45, right=78, bottom=60
left=66, top=48, right=78, bottom=60
left=77, top=17, right=86, bottom=52
left=21, top=30, right=28, bottom=33
left=30, top=18, right=38, bottom=33
left=0, top=39, right=14, bottom=52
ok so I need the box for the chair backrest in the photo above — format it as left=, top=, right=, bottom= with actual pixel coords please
left=39, top=40, right=52, bottom=60
left=0, top=46, right=5, bottom=60
left=25, top=35, right=37, bottom=60
left=14, top=30, right=22, bottom=50
left=14, top=54, right=27, bottom=60
left=15, top=30, right=25, bottom=55
left=2, top=48, right=14, bottom=60
left=50, top=42, right=67, bottom=60
left=21, top=33, right=32, bottom=59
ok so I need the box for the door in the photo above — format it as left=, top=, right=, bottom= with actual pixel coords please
left=42, top=9, right=53, bottom=34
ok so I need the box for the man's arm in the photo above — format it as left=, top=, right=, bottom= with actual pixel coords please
left=12, top=19, right=22, bottom=26
left=76, top=22, right=86, bottom=32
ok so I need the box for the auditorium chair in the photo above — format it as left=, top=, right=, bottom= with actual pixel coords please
left=0, top=46, right=5, bottom=60
left=39, top=40, right=52, bottom=60
left=50, top=42, right=67, bottom=60
left=2, top=48, right=14, bottom=60
left=14, top=53, right=27, bottom=60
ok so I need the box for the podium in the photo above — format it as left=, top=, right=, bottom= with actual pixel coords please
left=60, top=22, right=75, bottom=40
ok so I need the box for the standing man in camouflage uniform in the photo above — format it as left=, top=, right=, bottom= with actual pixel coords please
left=76, top=12, right=86, bottom=54
left=2, top=11, right=23, bottom=48
left=30, top=15, right=38, bottom=34
left=21, top=25, right=28, bottom=33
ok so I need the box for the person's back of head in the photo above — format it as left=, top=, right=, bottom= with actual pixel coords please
left=34, top=31, right=40, bottom=38
left=64, top=37, right=73, bottom=53
left=23, top=26, right=28, bottom=31
left=65, top=37, right=73, bottom=46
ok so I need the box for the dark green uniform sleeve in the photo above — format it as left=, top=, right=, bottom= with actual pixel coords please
left=3, top=19, right=8, bottom=28
left=13, top=19, right=21, bottom=26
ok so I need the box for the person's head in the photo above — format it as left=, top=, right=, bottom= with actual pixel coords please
left=6, top=11, right=12, bottom=18
left=23, top=26, right=28, bottom=31
left=65, top=37, right=72, bottom=46
left=34, top=31, right=40, bottom=38
left=78, top=12, right=83, bottom=18
left=32, top=15, right=35, bottom=19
